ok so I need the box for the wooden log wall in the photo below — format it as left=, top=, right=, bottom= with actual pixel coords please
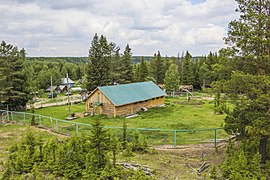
left=86, top=90, right=165, bottom=117
left=115, top=97, right=165, bottom=117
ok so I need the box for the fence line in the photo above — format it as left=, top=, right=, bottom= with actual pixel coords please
left=0, top=110, right=225, bottom=148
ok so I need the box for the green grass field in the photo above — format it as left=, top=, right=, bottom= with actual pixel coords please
left=32, top=98, right=224, bottom=129
left=21, top=97, right=228, bottom=146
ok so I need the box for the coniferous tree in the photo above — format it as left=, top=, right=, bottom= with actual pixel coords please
left=23, top=63, right=38, bottom=101
left=163, top=55, right=171, bottom=76
left=220, top=0, right=270, bottom=166
left=155, top=51, right=165, bottom=84
left=119, top=44, right=133, bottom=84
left=110, top=46, right=121, bottom=84
left=86, top=34, right=111, bottom=91
left=133, top=64, right=140, bottom=82
left=138, top=57, right=149, bottom=82
left=148, top=55, right=157, bottom=83
left=181, top=51, right=194, bottom=85
left=84, top=119, right=110, bottom=177
left=0, top=41, right=30, bottom=110
left=223, top=0, right=270, bottom=75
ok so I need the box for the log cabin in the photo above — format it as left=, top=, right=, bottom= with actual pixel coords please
left=86, top=81, right=166, bottom=117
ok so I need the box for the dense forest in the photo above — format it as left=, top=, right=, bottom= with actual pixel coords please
left=1, top=0, right=270, bottom=179
left=23, top=50, right=219, bottom=93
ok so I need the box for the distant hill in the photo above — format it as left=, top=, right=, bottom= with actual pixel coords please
left=26, top=55, right=203, bottom=64
left=27, top=56, right=154, bottom=64
left=26, top=57, right=88, bottom=64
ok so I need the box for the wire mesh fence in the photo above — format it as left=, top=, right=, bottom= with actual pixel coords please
left=0, top=110, right=227, bottom=148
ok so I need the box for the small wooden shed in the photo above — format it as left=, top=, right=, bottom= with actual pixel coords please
left=86, top=81, right=166, bottom=117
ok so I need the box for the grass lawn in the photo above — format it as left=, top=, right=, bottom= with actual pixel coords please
left=30, top=102, right=86, bottom=119
left=32, top=98, right=225, bottom=129
left=27, top=97, right=227, bottom=146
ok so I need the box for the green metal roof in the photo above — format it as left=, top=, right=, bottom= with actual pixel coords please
left=98, top=81, right=166, bottom=106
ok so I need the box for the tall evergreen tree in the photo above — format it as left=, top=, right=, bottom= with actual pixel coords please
left=181, top=51, right=194, bottom=85
left=155, top=51, right=165, bottom=84
left=148, top=55, right=157, bottom=83
left=224, top=0, right=270, bottom=75
left=138, top=57, right=149, bottom=82
left=119, top=44, right=133, bottom=84
left=0, top=41, right=30, bottom=110
left=109, top=45, right=121, bottom=84
left=86, top=34, right=111, bottom=91
left=220, top=0, right=270, bottom=167
left=84, top=119, right=110, bottom=177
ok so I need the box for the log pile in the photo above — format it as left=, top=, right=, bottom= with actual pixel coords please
left=117, top=163, right=151, bottom=176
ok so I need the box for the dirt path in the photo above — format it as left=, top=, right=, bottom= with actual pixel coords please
left=28, top=95, right=83, bottom=109
left=154, top=142, right=227, bottom=151
left=31, top=126, right=70, bottom=138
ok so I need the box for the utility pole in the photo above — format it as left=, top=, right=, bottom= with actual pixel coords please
left=51, top=76, right=53, bottom=100
left=67, top=73, right=71, bottom=113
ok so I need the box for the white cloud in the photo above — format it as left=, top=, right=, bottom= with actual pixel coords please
left=0, top=0, right=238, bottom=56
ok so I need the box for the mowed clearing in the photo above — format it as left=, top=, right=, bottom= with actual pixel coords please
left=30, top=97, right=228, bottom=145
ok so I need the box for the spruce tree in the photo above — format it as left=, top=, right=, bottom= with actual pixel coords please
left=138, top=57, right=149, bottom=82
left=84, top=119, right=111, bottom=177
left=110, top=45, right=121, bottom=84
left=181, top=51, right=194, bottom=85
left=0, top=41, right=30, bottom=110
left=155, top=51, right=165, bottom=84
left=86, top=34, right=111, bottom=91
left=119, top=44, right=133, bottom=84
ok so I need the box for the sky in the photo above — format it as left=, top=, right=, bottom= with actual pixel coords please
left=0, top=0, right=239, bottom=57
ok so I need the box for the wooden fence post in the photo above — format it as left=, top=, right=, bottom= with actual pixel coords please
left=214, top=129, right=217, bottom=148
left=76, top=123, right=78, bottom=135
left=39, top=115, right=41, bottom=126
left=56, top=119, right=58, bottom=132
left=174, top=130, right=177, bottom=148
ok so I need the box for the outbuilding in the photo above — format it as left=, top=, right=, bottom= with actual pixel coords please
left=61, top=78, right=75, bottom=88
left=86, top=81, right=166, bottom=117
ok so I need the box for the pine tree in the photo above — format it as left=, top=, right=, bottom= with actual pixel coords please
left=110, top=133, right=120, bottom=167
left=84, top=119, right=111, bottom=177
left=181, top=51, right=194, bottom=85
left=119, top=44, right=133, bottom=84
left=133, top=64, right=141, bottom=82
left=0, top=41, right=30, bottom=110
left=155, top=51, right=165, bottom=84
left=110, top=45, right=121, bottom=84
left=221, top=0, right=270, bottom=166
left=138, top=57, right=149, bottom=82
left=86, top=34, right=111, bottom=91
left=148, top=54, right=156, bottom=82
left=122, top=119, right=127, bottom=149
left=224, top=0, right=270, bottom=75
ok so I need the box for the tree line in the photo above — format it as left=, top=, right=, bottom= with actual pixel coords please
left=85, top=33, right=220, bottom=92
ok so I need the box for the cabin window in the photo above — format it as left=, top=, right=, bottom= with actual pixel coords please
left=98, top=92, right=100, bottom=102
